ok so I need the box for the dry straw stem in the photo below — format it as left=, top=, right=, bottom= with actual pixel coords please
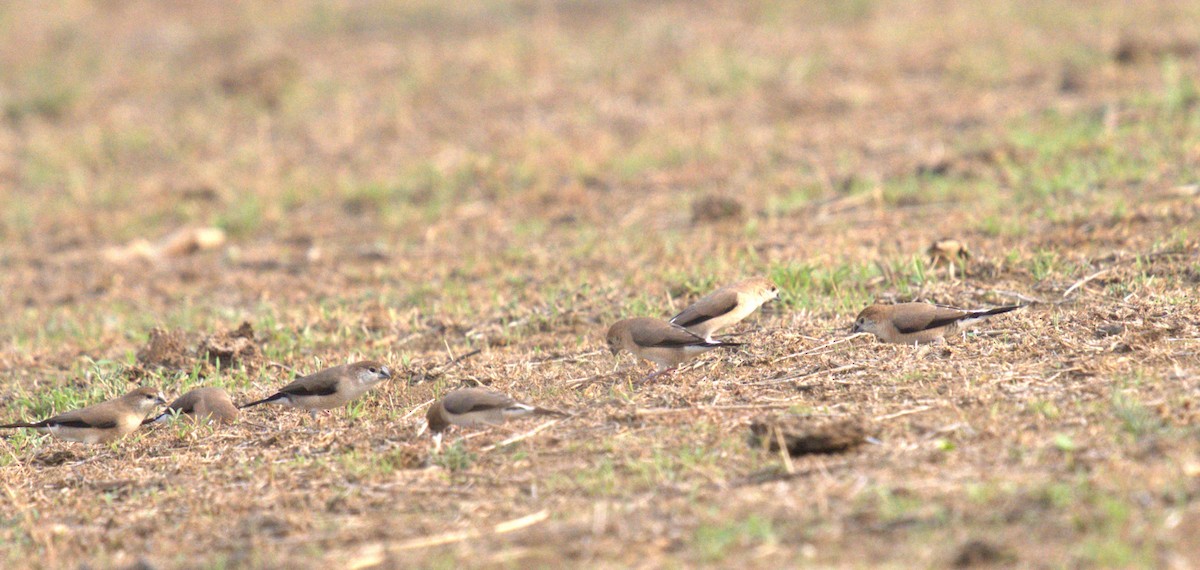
left=739, top=363, right=865, bottom=387
left=771, top=333, right=872, bottom=364
left=634, top=403, right=801, bottom=416
left=774, top=425, right=796, bottom=474
left=400, top=398, right=435, bottom=421
left=480, top=419, right=563, bottom=452
left=1060, top=268, right=1113, bottom=300
left=343, top=510, right=551, bottom=569
left=873, top=405, right=936, bottom=422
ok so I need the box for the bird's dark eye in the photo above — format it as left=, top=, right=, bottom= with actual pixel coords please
left=369, top=367, right=377, bottom=373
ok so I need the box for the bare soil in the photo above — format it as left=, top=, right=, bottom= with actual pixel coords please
left=1, top=1, right=1199, bottom=568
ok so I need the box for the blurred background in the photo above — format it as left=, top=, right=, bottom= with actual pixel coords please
left=2, top=0, right=1198, bottom=357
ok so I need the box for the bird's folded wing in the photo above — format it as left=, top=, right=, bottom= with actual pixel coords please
left=443, top=389, right=516, bottom=415
left=279, top=374, right=341, bottom=397
left=632, top=323, right=708, bottom=348
left=892, top=306, right=968, bottom=333
left=670, top=289, right=738, bottom=328
left=45, top=410, right=119, bottom=430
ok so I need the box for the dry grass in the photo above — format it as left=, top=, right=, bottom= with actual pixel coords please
left=2, top=0, right=1200, bottom=568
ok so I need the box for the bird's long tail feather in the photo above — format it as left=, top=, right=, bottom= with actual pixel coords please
left=238, top=394, right=283, bottom=409
left=968, top=305, right=1022, bottom=318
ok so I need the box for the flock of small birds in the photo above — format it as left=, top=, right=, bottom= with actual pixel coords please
left=0, top=239, right=1020, bottom=451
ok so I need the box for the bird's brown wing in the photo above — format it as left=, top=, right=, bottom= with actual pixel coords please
left=891, top=305, right=968, bottom=334
left=631, top=322, right=708, bottom=348
left=670, top=289, right=739, bottom=328
left=279, top=368, right=343, bottom=397
left=44, top=406, right=119, bottom=430
left=442, top=388, right=516, bottom=415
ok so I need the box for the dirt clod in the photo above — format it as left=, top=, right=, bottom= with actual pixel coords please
left=1113, top=35, right=1198, bottom=64
left=749, top=415, right=869, bottom=456
left=32, top=450, right=78, bottom=467
left=198, top=322, right=262, bottom=371
left=953, top=539, right=1013, bottom=567
left=219, top=55, right=300, bottom=108
left=136, top=328, right=191, bottom=370
left=691, top=195, right=745, bottom=224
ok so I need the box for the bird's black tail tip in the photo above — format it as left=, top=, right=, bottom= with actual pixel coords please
left=986, top=305, right=1024, bottom=316
left=238, top=396, right=276, bottom=409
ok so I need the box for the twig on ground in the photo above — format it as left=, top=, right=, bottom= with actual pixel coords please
left=481, top=419, right=563, bottom=452
left=744, top=363, right=864, bottom=386
left=774, top=425, right=795, bottom=474
left=565, top=371, right=619, bottom=389
left=344, top=509, right=551, bottom=567
left=991, top=290, right=1046, bottom=304
left=772, top=333, right=870, bottom=364
left=435, top=348, right=482, bottom=371
left=512, top=349, right=605, bottom=368
left=635, top=403, right=800, bottom=415
left=873, top=405, right=934, bottom=422
left=1062, top=268, right=1111, bottom=300
left=400, top=398, right=435, bottom=421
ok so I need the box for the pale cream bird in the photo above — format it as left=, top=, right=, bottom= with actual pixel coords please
left=145, top=387, right=238, bottom=425
left=0, top=387, right=166, bottom=444
left=851, top=302, right=1021, bottom=344
left=240, top=360, right=392, bottom=418
left=425, top=387, right=565, bottom=448
left=670, top=276, right=779, bottom=341
left=606, top=317, right=742, bottom=381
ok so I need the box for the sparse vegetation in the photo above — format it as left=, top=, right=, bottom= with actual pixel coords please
left=1, top=0, right=1199, bottom=568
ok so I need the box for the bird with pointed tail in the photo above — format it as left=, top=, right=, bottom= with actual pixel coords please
left=670, top=276, right=778, bottom=342
left=851, top=302, right=1021, bottom=344
left=425, top=387, right=566, bottom=448
left=240, top=361, right=392, bottom=419
left=606, top=317, right=742, bottom=381
left=1, top=387, right=166, bottom=444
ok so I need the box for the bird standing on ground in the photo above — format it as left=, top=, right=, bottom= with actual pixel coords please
left=670, top=276, right=778, bottom=341
left=146, top=387, right=238, bottom=425
left=606, top=317, right=742, bottom=381
left=240, top=361, right=392, bottom=418
left=851, top=302, right=1021, bottom=344
left=425, top=387, right=565, bottom=448
left=0, top=387, right=166, bottom=444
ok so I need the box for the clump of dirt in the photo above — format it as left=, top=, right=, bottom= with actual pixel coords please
left=952, top=539, right=1013, bottom=567
left=1113, top=35, right=1198, bottom=64
left=136, top=328, right=191, bottom=370
left=361, top=304, right=392, bottom=333
left=198, top=322, right=263, bottom=371
left=382, top=445, right=425, bottom=470
left=219, top=54, right=300, bottom=109
left=749, top=415, right=869, bottom=456
left=691, top=195, right=745, bottom=224
left=32, top=449, right=78, bottom=467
